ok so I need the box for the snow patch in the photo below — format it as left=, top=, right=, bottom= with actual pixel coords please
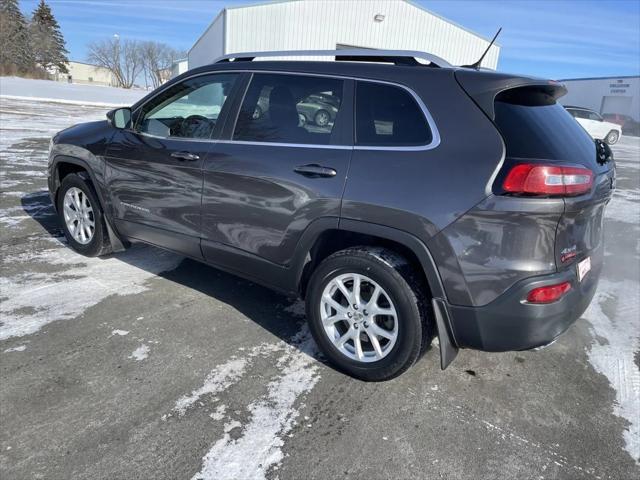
left=606, top=189, right=640, bottom=225
left=283, top=299, right=306, bottom=318
left=210, top=405, right=227, bottom=421
left=129, top=344, right=150, bottom=361
left=111, top=330, right=129, bottom=337
left=191, top=328, right=320, bottom=480
left=0, top=244, right=182, bottom=341
left=3, top=345, right=26, bottom=353
left=174, top=357, right=248, bottom=416
left=584, top=278, right=640, bottom=463
left=223, top=420, right=242, bottom=433
left=0, top=76, right=146, bottom=105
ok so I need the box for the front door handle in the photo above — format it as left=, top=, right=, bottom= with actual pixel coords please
left=294, top=164, right=337, bottom=178
left=171, top=151, right=200, bottom=161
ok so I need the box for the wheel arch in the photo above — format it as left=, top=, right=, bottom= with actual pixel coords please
left=51, top=156, right=101, bottom=206
left=51, top=155, right=127, bottom=252
left=293, top=219, right=459, bottom=368
left=606, top=129, right=620, bottom=144
left=296, top=220, right=445, bottom=298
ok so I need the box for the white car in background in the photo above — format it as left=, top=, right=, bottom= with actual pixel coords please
left=565, top=106, right=622, bottom=145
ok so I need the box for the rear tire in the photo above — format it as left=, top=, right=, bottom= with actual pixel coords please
left=57, top=173, right=111, bottom=257
left=605, top=130, right=619, bottom=145
left=305, top=247, right=433, bottom=381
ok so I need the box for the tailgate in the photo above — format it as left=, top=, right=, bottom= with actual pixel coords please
left=556, top=165, right=615, bottom=271
left=466, top=74, right=617, bottom=275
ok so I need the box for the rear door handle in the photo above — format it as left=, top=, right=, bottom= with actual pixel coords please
left=294, top=164, right=337, bottom=178
left=171, top=151, right=200, bottom=161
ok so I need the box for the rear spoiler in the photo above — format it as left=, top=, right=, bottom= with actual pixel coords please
left=454, top=69, right=567, bottom=120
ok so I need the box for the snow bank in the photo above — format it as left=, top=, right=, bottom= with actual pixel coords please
left=0, top=76, right=147, bottom=107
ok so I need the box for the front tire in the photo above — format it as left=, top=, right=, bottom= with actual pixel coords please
left=57, top=173, right=110, bottom=257
left=306, top=247, right=433, bottom=381
left=605, top=130, right=619, bottom=145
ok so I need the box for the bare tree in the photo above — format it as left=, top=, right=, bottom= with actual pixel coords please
left=139, top=41, right=184, bottom=88
left=87, top=37, right=142, bottom=88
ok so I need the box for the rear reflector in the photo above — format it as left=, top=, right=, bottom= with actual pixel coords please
left=503, top=164, right=593, bottom=196
left=526, top=281, right=572, bottom=304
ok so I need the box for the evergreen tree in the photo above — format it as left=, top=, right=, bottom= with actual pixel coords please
left=29, top=0, right=69, bottom=73
left=0, top=0, right=34, bottom=73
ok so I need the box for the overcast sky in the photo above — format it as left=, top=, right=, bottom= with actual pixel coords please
left=19, top=0, right=640, bottom=79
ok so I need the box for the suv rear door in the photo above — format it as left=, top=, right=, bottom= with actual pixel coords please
left=105, top=73, right=241, bottom=258
left=200, top=72, right=353, bottom=272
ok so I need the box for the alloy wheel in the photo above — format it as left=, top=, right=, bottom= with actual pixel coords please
left=63, top=187, right=95, bottom=245
left=320, top=273, right=398, bottom=362
left=315, top=110, right=330, bottom=127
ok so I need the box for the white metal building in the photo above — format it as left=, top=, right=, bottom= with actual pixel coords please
left=559, top=76, right=640, bottom=122
left=188, top=0, right=499, bottom=70
left=54, top=61, right=116, bottom=86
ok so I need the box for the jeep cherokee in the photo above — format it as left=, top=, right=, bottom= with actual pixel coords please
left=47, top=50, right=615, bottom=381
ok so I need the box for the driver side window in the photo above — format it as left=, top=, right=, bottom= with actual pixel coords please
left=136, top=73, right=238, bottom=140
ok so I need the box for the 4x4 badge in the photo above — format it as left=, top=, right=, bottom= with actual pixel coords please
left=561, top=245, right=578, bottom=263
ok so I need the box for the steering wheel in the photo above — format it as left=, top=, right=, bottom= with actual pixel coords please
left=181, top=115, right=214, bottom=139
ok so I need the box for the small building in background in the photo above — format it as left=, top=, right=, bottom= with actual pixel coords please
left=171, top=58, right=189, bottom=78
left=560, top=76, right=640, bottom=133
left=187, top=0, right=499, bottom=71
left=55, top=61, right=116, bottom=86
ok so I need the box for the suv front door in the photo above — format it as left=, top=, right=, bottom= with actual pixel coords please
left=200, top=72, right=352, bottom=276
left=105, top=73, right=240, bottom=257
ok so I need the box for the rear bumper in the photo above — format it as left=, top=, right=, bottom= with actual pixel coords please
left=446, top=259, right=601, bottom=352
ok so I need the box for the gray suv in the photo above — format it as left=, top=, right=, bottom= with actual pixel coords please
left=47, top=50, right=615, bottom=381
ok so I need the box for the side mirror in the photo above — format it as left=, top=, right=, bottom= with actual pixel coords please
left=595, top=139, right=613, bottom=165
left=107, top=107, right=132, bottom=129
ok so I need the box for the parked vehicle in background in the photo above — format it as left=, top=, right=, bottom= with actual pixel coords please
left=297, top=92, right=339, bottom=127
left=253, top=89, right=339, bottom=129
left=565, top=106, right=622, bottom=144
left=47, top=50, right=615, bottom=381
left=602, top=113, right=640, bottom=137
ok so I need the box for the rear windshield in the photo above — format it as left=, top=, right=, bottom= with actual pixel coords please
left=494, top=90, right=595, bottom=163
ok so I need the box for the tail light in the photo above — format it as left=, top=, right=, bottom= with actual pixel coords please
left=526, top=281, right=572, bottom=304
left=503, top=164, right=593, bottom=196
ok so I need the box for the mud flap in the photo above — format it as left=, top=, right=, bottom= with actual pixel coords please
left=105, top=220, right=127, bottom=253
left=432, top=298, right=459, bottom=369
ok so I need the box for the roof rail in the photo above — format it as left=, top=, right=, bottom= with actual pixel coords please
left=213, top=49, right=452, bottom=68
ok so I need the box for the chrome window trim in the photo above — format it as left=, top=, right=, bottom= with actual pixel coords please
left=216, top=139, right=353, bottom=150
left=134, top=69, right=441, bottom=151
left=137, top=131, right=216, bottom=143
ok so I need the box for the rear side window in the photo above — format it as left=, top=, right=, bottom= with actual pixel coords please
left=355, top=82, right=432, bottom=147
left=494, top=89, right=595, bottom=162
left=233, top=73, right=344, bottom=145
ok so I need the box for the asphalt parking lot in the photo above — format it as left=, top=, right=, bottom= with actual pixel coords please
left=1, top=97, right=639, bottom=480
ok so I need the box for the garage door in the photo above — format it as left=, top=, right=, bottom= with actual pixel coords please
left=601, top=95, right=632, bottom=116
